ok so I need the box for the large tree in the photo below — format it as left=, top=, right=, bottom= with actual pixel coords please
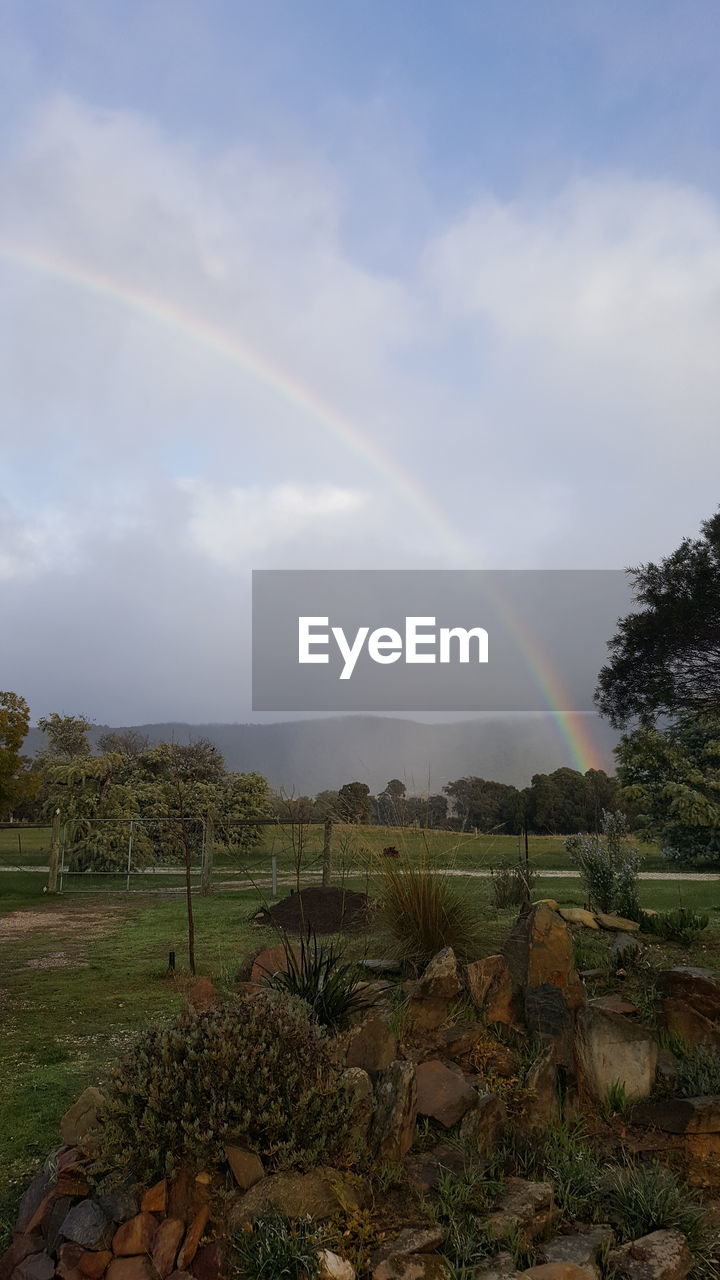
left=0, top=692, right=38, bottom=819
left=595, top=511, right=720, bottom=729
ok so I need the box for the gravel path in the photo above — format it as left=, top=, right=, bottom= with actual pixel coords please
left=2, top=865, right=719, bottom=881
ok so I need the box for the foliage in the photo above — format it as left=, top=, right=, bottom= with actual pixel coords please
left=602, top=1080, right=631, bottom=1121
left=432, top=1168, right=501, bottom=1272
left=0, top=692, right=38, bottom=820
left=603, top=1163, right=714, bottom=1276
left=617, top=712, right=720, bottom=866
left=499, top=1122, right=606, bottom=1223
left=376, top=848, right=482, bottom=967
left=595, top=510, right=720, bottom=729
left=528, top=767, right=617, bottom=835
left=37, top=712, right=93, bottom=758
left=336, top=781, right=373, bottom=823
left=639, top=905, right=709, bottom=945
left=230, top=1213, right=326, bottom=1280
left=266, top=929, right=375, bottom=1030
left=565, top=809, right=640, bottom=918
left=443, top=776, right=524, bottom=834
left=100, top=991, right=361, bottom=1181
left=490, top=860, right=535, bottom=909
left=676, top=1044, right=720, bottom=1097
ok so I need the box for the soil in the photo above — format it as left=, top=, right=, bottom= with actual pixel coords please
left=257, top=885, right=374, bottom=935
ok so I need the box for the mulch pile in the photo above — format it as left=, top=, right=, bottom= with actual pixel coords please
left=257, top=885, right=374, bottom=935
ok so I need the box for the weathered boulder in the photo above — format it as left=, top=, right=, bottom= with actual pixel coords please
left=483, top=1180, right=557, bottom=1247
left=522, top=1046, right=561, bottom=1135
left=406, top=1143, right=466, bottom=1193
left=610, top=933, right=642, bottom=965
left=185, top=978, right=218, bottom=1011
left=370, top=1061, right=417, bottom=1162
left=595, top=914, right=640, bottom=933
left=471, top=1254, right=518, bottom=1280
left=662, top=998, right=720, bottom=1050
left=8, top=1255, right=55, bottom=1280
left=539, top=1226, right=615, bottom=1278
left=60, top=1202, right=114, bottom=1252
left=317, top=1251, right=356, bottom=1280
left=371, top=1227, right=445, bottom=1268
left=575, top=1006, right=657, bottom=1103
left=631, top=1095, right=720, bottom=1133
left=519, top=1266, right=595, bottom=1280
left=98, top=1183, right=140, bottom=1224
left=345, top=1016, right=398, bottom=1073
left=503, top=904, right=581, bottom=995
left=466, top=956, right=521, bottom=1026
left=340, top=1067, right=375, bottom=1143
left=250, top=943, right=300, bottom=985
left=14, top=1169, right=54, bottom=1234
left=558, top=909, right=599, bottom=930
left=607, top=1230, right=692, bottom=1280
left=151, top=1221, right=184, bottom=1280
left=415, top=1060, right=477, bottom=1128
left=372, top=1257, right=450, bottom=1280
left=418, top=948, right=461, bottom=1000
left=60, top=1088, right=105, bottom=1147
left=2, top=1242, right=57, bottom=1280
left=659, top=968, right=720, bottom=1022
left=224, top=1146, right=264, bottom=1190
left=460, top=1093, right=507, bottom=1153
left=112, top=1214, right=158, bottom=1258
left=191, top=1242, right=223, bottom=1280
left=228, top=1168, right=369, bottom=1227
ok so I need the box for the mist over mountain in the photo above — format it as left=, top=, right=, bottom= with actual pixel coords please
left=24, top=716, right=618, bottom=793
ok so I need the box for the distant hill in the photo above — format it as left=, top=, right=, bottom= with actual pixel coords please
left=24, top=715, right=618, bottom=793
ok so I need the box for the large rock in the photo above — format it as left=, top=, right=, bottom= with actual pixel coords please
left=112, top=1214, right=158, bottom=1257
left=662, top=998, right=720, bottom=1050
left=341, top=1067, right=375, bottom=1143
left=250, top=943, right=300, bottom=985
left=575, top=1006, right=657, bottom=1103
left=595, top=914, right=639, bottom=933
left=14, top=1170, right=54, bottom=1233
left=371, top=1228, right=445, bottom=1267
left=60, top=1088, right=105, bottom=1147
left=631, top=1096, right=720, bottom=1133
left=224, top=1146, right=264, bottom=1190
left=370, top=1061, right=417, bottom=1162
left=484, top=1180, right=556, bottom=1248
left=607, top=1230, right=692, bottom=1280
left=8, top=1255, right=55, bottom=1280
left=522, top=1046, right=561, bottom=1135
left=151, top=1221, right=184, bottom=1279
left=460, top=1093, right=507, bottom=1153
left=472, top=1255, right=518, bottom=1280
left=60, top=1202, right=114, bottom=1252
left=415, top=1060, right=477, bottom=1128
left=503, top=904, right=581, bottom=994
left=418, top=948, right=461, bottom=1000
left=105, top=1261, right=154, bottom=1280
left=345, top=1017, right=398, bottom=1073
left=558, top=909, right=599, bottom=930
left=659, top=968, right=720, bottom=1022
left=466, top=956, right=521, bottom=1026
left=317, top=1252, right=356, bottom=1280
left=228, top=1168, right=369, bottom=1227
left=539, top=1227, right=615, bottom=1279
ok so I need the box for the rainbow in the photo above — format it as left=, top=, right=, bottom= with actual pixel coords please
left=1, top=243, right=603, bottom=773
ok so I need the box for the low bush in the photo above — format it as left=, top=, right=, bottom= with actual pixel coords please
left=639, top=906, right=709, bottom=946
left=676, top=1043, right=720, bottom=1097
left=100, top=990, right=361, bottom=1181
left=266, top=929, right=374, bottom=1030
left=602, top=1163, right=714, bottom=1278
left=432, top=1168, right=501, bottom=1272
left=230, top=1213, right=326, bottom=1280
left=377, top=850, right=482, bottom=968
left=565, top=810, right=640, bottom=920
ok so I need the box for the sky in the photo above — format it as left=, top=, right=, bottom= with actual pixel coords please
left=2, top=0, right=720, bottom=725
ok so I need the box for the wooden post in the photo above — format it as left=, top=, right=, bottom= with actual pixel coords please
left=322, top=817, right=333, bottom=887
left=201, top=815, right=214, bottom=897
left=47, top=809, right=61, bottom=894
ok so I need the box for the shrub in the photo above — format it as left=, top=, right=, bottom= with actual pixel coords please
left=676, top=1044, right=720, bottom=1097
left=266, top=930, right=374, bottom=1030
left=639, top=906, right=709, bottom=946
left=490, top=861, right=536, bottom=910
left=100, top=991, right=361, bottom=1181
left=432, top=1168, right=501, bottom=1272
left=602, top=1163, right=714, bottom=1277
left=377, top=850, right=482, bottom=968
left=230, top=1213, right=326, bottom=1280
left=565, top=810, right=640, bottom=919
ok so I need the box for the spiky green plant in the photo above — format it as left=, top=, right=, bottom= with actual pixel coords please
left=265, top=928, right=375, bottom=1030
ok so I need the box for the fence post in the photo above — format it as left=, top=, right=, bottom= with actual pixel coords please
left=201, top=815, right=214, bottom=897
left=47, top=809, right=61, bottom=894
left=126, top=820, right=134, bottom=892
left=322, top=818, right=333, bottom=887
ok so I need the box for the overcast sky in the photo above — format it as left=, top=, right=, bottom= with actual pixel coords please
left=2, top=1, right=720, bottom=724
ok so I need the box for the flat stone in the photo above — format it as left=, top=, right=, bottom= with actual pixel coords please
left=151, top=1220, right=184, bottom=1279
left=607, top=1229, right=692, bottom=1280
left=55, top=1244, right=84, bottom=1280
left=105, top=1261, right=154, bottom=1280
left=662, top=998, right=720, bottom=1050
left=590, top=995, right=638, bottom=1016
left=96, top=1183, right=140, bottom=1226
left=576, top=1006, right=657, bottom=1103
left=540, top=1227, right=615, bottom=1270
left=522, top=1046, right=561, bottom=1135
left=471, top=1253, right=518, bottom=1280
left=503, top=903, right=581, bottom=993
left=484, top=1180, right=556, bottom=1248
left=371, top=1061, right=417, bottom=1162
left=15, top=1170, right=54, bottom=1233
left=9, top=1254, right=55, bottom=1280
left=112, top=1214, right=158, bottom=1258
left=659, top=968, right=720, bottom=1022
left=60, top=1201, right=114, bottom=1252
left=1, top=1238, right=45, bottom=1280
left=372, top=1227, right=445, bottom=1265
left=595, top=914, right=639, bottom=933
left=224, top=1146, right=264, bottom=1190
left=140, top=1180, right=167, bottom=1213
left=317, top=1251, right=356, bottom=1280
left=60, top=1088, right=105, bottom=1147
left=406, top=1143, right=466, bottom=1193
left=460, top=1093, right=507, bottom=1153
left=372, top=1257, right=451, bottom=1280
left=341, top=1067, right=374, bottom=1142
left=558, top=909, right=599, bottom=930
left=416, top=1060, right=477, bottom=1128
left=228, top=1168, right=370, bottom=1227
left=361, top=958, right=402, bottom=975
left=176, top=1206, right=208, bottom=1271
left=632, top=1095, right=720, bottom=1133
left=610, top=933, right=642, bottom=963
left=346, top=1017, right=398, bottom=1073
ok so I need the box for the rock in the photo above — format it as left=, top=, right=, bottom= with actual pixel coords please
left=590, top=995, right=638, bottom=1016
left=371, top=1061, right=417, bottom=1162
left=78, top=1254, right=113, bottom=1280
left=186, top=978, right=218, bottom=1011
left=415, top=1060, right=477, bottom=1128
left=484, top=1180, right=556, bottom=1247
left=460, top=1093, right=507, bottom=1153
left=1, top=1239, right=45, bottom=1280
left=250, top=943, right=299, bottom=985
left=659, top=968, right=720, bottom=1022
left=51, top=1244, right=83, bottom=1280
left=140, top=1180, right=167, bottom=1213
left=539, top=1227, right=615, bottom=1274
left=406, top=1143, right=466, bottom=1193
left=575, top=1005, right=657, bottom=1103
left=406, top=996, right=452, bottom=1033
left=361, top=958, right=402, bottom=975
left=105, top=1261, right=154, bottom=1280
left=372, top=1227, right=445, bottom=1266
left=60, top=1202, right=115, bottom=1252
left=522, top=1046, right=561, bottom=1134
left=228, top=1169, right=369, bottom=1227
left=558, top=909, right=599, bottom=930
left=466, top=956, right=521, bottom=1026
left=418, top=948, right=461, bottom=1000
left=656, top=1048, right=679, bottom=1090
left=346, top=1017, right=398, bottom=1073
left=519, top=1266, right=595, bottom=1280
left=176, top=1207, right=209, bottom=1271
left=610, top=933, right=642, bottom=964
left=524, top=985, right=575, bottom=1045
left=607, top=1229, right=692, bottom=1280
left=151, top=1221, right=185, bottom=1279
left=8, top=1255, right=55, bottom=1280
left=44, top=1199, right=75, bottom=1253
left=60, top=1088, right=105, bottom=1147
left=97, top=1184, right=140, bottom=1225
left=190, top=1242, right=223, bottom=1280
left=372, top=1258, right=450, bottom=1280
left=224, top=1146, right=264, bottom=1190
left=662, top=998, right=720, bottom=1050
left=167, top=1169, right=210, bottom=1225
left=503, top=904, right=581, bottom=994
left=14, top=1169, right=54, bottom=1233
left=595, top=914, right=640, bottom=933
left=632, top=1095, right=720, bottom=1133
left=317, top=1252, right=356, bottom=1280
left=112, top=1215, right=158, bottom=1258
left=471, top=1253, right=518, bottom=1280
left=341, top=1067, right=375, bottom=1142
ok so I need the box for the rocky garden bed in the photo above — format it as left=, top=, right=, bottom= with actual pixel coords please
left=3, top=901, right=720, bottom=1280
